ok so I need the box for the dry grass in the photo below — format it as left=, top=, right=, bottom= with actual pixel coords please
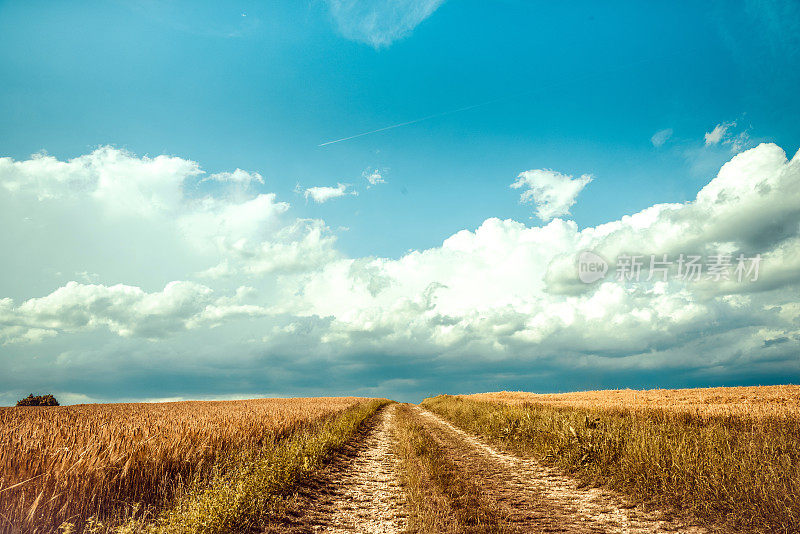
left=0, top=397, right=368, bottom=533
left=148, top=399, right=390, bottom=534
left=467, top=384, right=800, bottom=418
left=392, top=404, right=505, bottom=534
left=423, top=388, right=800, bottom=533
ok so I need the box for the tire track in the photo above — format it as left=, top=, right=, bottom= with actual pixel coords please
left=413, top=406, right=707, bottom=534
left=271, top=404, right=407, bottom=533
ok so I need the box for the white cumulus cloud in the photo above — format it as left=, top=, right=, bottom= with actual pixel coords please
left=2, top=143, right=799, bottom=402
left=511, top=169, right=592, bottom=221
left=277, top=143, right=800, bottom=374
left=203, top=168, right=264, bottom=188
left=0, top=147, right=337, bottom=301
left=0, top=281, right=268, bottom=342
left=304, top=183, right=357, bottom=203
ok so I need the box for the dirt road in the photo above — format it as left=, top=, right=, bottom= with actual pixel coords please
left=276, top=403, right=705, bottom=533
left=275, top=404, right=407, bottom=533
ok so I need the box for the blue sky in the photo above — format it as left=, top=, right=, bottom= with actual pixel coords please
left=1, top=0, right=799, bottom=403
left=3, top=0, right=798, bottom=256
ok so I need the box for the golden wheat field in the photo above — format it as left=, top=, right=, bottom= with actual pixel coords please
left=432, top=386, right=800, bottom=531
left=466, top=384, right=800, bottom=418
left=0, top=397, right=366, bottom=533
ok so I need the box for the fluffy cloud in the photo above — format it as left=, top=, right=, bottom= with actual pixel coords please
left=198, top=219, right=340, bottom=278
left=0, top=147, right=197, bottom=216
left=203, top=168, right=264, bottom=188
left=510, top=169, right=592, bottom=221
left=303, top=183, right=357, bottom=203
left=279, top=144, right=800, bottom=370
left=326, top=0, right=445, bottom=48
left=2, top=143, right=799, bottom=403
left=0, top=147, right=336, bottom=299
left=0, top=281, right=267, bottom=342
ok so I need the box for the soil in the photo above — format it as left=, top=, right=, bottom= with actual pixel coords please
left=269, top=404, right=709, bottom=533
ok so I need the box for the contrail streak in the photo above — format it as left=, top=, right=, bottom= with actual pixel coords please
left=318, top=51, right=685, bottom=148
left=317, top=100, right=498, bottom=147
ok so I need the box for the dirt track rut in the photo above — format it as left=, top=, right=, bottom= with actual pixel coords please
left=274, top=404, right=407, bottom=533
left=413, top=405, right=706, bottom=533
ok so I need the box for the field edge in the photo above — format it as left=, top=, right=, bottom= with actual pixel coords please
left=122, top=398, right=391, bottom=534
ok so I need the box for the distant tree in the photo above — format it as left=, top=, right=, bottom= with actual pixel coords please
left=16, top=393, right=60, bottom=406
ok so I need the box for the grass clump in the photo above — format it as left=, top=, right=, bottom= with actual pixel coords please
left=422, top=394, right=800, bottom=533
left=393, top=404, right=505, bottom=533
left=137, top=398, right=390, bottom=534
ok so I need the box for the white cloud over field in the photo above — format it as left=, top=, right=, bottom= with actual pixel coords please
left=1, top=143, right=799, bottom=402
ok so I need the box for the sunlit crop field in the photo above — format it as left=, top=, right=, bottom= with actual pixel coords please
left=434, top=385, right=800, bottom=531
left=466, top=384, right=800, bottom=418
left=0, top=397, right=366, bottom=533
